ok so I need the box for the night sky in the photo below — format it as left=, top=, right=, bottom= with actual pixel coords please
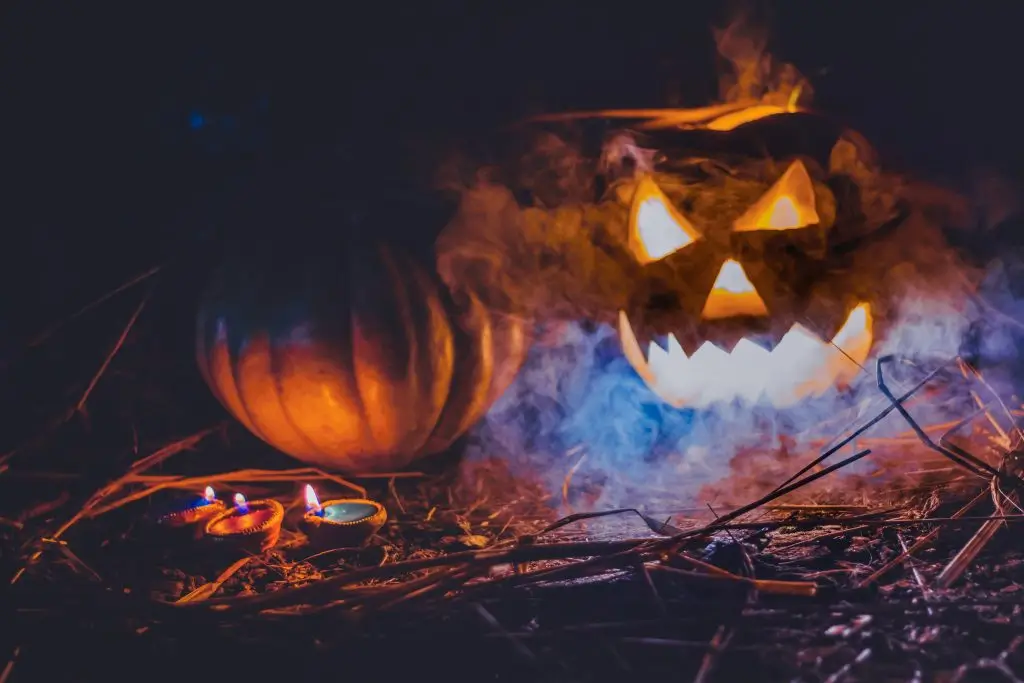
left=2, top=2, right=1023, bottom=344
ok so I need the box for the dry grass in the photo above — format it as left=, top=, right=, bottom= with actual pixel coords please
left=3, top=268, right=1024, bottom=683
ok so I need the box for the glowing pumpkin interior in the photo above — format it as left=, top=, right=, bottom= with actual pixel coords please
left=619, top=160, right=874, bottom=409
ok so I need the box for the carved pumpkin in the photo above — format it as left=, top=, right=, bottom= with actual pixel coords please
left=196, top=238, right=529, bottom=473
left=601, top=110, right=965, bottom=409
left=438, top=104, right=970, bottom=414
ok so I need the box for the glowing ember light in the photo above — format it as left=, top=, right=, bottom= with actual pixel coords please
left=203, top=486, right=216, bottom=503
left=522, top=89, right=804, bottom=133
left=705, top=85, right=804, bottom=132
left=618, top=303, right=873, bottom=409
left=701, top=260, right=769, bottom=319
left=233, top=493, right=248, bottom=514
left=304, top=484, right=323, bottom=515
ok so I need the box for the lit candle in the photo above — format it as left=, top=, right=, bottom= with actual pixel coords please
left=155, top=486, right=227, bottom=536
left=204, top=493, right=284, bottom=553
left=305, top=484, right=323, bottom=516
left=300, top=484, right=387, bottom=550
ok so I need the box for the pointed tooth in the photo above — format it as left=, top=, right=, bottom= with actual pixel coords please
left=666, top=333, right=687, bottom=360
left=764, top=315, right=801, bottom=347
left=747, top=335, right=776, bottom=352
left=647, top=340, right=672, bottom=378
left=764, top=323, right=833, bottom=407
left=639, top=332, right=691, bottom=407
left=715, top=333, right=748, bottom=354
left=688, top=342, right=732, bottom=405
left=664, top=333, right=691, bottom=391
left=677, top=332, right=705, bottom=357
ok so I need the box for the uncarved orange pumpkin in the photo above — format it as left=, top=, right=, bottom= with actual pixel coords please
left=196, top=240, right=529, bottom=473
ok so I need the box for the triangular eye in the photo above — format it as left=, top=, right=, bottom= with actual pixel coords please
left=629, top=176, right=701, bottom=264
left=733, top=160, right=820, bottom=232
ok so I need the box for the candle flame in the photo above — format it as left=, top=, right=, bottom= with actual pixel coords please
left=203, top=486, right=216, bottom=502
left=304, top=484, right=323, bottom=514
left=233, top=493, right=248, bottom=513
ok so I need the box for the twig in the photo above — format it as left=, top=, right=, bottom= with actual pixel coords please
left=897, top=532, right=934, bottom=609
left=387, top=476, right=407, bottom=515
left=182, top=538, right=652, bottom=614
left=668, top=448, right=874, bottom=548
left=528, top=507, right=683, bottom=540
left=9, top=425, right=222, bottom=585
left=0, top=647, right=20, bottom=683
left=771, top=360, right=955, bottom=495
left=876, top=355, right=999, bottom=479
left=935, top=476, right=1017, bottom=589
left=824, top=648, right=872, bottom=683
left=650, top=563, right=818, bottom=597
left=692, top=624, right=730, bottom=683
left=473, top=602, right=549, bottom=677
left=561, top=447, right=587, bottom=513
left=635, top=561, right=668, bottom=616
left=177, top=556, right=257, bottom=604
left=25, top=265, right=162, bottom=350
left=771, top=525, right=872, bottom=553
left=856, top=489, right=988, bottom=587
left=75, top=289, right=151, bottom=417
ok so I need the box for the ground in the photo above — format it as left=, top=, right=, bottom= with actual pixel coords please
left=2, top=266, right=1024, bottom=683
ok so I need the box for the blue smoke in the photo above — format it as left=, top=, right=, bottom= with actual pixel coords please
left=464, top=303, right=993, bottom=510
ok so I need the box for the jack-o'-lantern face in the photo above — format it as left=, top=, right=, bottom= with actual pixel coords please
left=437, top=96, right=966, bottom=415
left=611, top=117, right=891, bottom=410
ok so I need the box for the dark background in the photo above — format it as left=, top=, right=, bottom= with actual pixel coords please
left=3, top=1, right=1024, bottom=349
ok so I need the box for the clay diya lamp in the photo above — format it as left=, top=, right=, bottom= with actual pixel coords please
left=155, top=486, right=227, bottom=539
left=300, top=484, right=387, bottom=549
left=204, top=493, right=285, bottom=554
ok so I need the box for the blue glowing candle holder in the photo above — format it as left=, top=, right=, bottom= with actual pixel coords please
left=301, top=485, right=386, bottom=549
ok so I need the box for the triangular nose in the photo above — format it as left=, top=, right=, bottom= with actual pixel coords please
left=701, top=259, right=769, bottom=320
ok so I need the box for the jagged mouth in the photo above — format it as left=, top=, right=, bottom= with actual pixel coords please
left=618, top=303, right=874, bottom=409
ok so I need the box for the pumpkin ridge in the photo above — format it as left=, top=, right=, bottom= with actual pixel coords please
left=376, top=245, right=452, bottom=458
left=212, top=267, right=275, bottom=443
left=209, top=312, right=265, bottom=441
left=200, top=311, right=262, bottom=438
left=232, top=330, right=318, bottom=460
left=341, top=287, right=374, bottom=468
left=422, top=289, right=494, bottom=453
left=266, top=327, right=336, bottom=461
left=402, top=252, right=459, bottom=456
left=348, top=244, right=416, bottom=457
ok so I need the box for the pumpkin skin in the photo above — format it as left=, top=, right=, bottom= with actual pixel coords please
left=196, top=240, right=529, bottom=473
